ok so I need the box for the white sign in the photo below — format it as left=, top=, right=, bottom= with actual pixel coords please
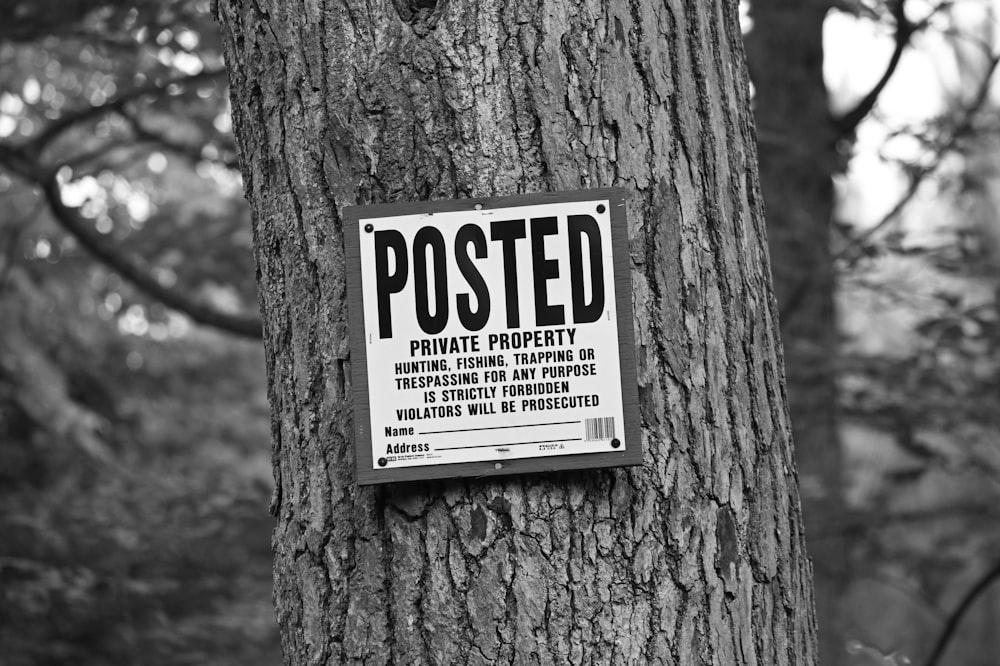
left=345, top=190, right=640, bottom=484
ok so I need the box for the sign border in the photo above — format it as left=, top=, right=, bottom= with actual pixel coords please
left=343, top=188, right=642, bottom=485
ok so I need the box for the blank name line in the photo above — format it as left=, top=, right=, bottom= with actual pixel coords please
left=436, top=438, right=582, bottom=451
left=419, top=421, right=578, bottom=436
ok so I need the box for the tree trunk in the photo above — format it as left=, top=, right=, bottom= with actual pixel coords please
left=216, top=0, right=818, bottom=663
left=744, top=4, right=847, bottom=664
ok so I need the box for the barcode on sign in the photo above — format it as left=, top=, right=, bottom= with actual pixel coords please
left=584, top=417, right=616, bottom=441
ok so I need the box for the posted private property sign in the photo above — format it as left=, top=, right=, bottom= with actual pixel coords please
left=344, top=189, right=640, bottom=485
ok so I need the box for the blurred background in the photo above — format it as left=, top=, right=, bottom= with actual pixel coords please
left=0, top=1, right=997, bottom=664
left=0, top=2, right=277, bottom=664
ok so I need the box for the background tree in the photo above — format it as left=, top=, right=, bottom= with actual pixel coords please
left=747, top=1, right=1000, bottom=664
left=214, top=0, right=818, bottom=663
left=743, top=2, right=845, bottom=662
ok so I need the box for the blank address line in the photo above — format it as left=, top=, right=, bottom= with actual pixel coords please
left=437, top=438, right=582, bottom=451
left=419, top=421, right=579, bottom=436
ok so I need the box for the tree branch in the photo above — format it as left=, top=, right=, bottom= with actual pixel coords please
left=62, top=137, right=142, bottom=173
left=29, top=67, right=228, bottom=152
left=834, top=165, right=925, bottom=264
left=833, top=1, right=953, bottom=137
left=44, top=176, right=262, bottom=337
left=834, top=52, right=1000, bottom=266
left=0, top=143, right=262, bottom=339
left=834, top=1, right=914, bottom=137
left=123, top=110, right=241, bottom=170
left=924, top=559, right=1000, bottom=666
left=778, top=46, right=998, bottom=326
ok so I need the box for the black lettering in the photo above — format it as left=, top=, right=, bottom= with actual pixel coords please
left=568, top=214, right=605, bottom=323
left=530, top=216, right=564, bottom=326
left=455, top=224, right=490, bottom=331
left=413, top=227, right=448, bottom=335
left=374, top=230, right=408, bottom=338
left=490, top=219, right=526, bottom=328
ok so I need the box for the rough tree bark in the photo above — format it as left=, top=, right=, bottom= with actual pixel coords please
left=216, top=0, right=818, bottom=663
left=745, top=3, right=846, bottom=664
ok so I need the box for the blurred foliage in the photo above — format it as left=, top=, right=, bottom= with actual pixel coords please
left=817, top=3, right=1000, bottom=663
left=0, top=1, right=277, bottom=664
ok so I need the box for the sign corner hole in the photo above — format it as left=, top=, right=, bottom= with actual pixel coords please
left=596, top=204, right=606, bottom=214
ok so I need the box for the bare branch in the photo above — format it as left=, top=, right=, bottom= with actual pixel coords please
left=834, top=1, right=914, bottom=137
left=40, top=176, right=261, bottom=338
left=29, top=67, right=228, bottom=152
left=779, top=51, right=999, bottom=325
left=0, top=143, right=262, bottom=339
left=924, top=559, right=1000, bottom=666
left=62, top=137, right=143, bottom=173
left=833, top=1, right=953, bottom=137
left=835, top=167, right=925, bottom=264
left=123, top=110, right=241, bottom=170
left=834, top=52, right=1000, bottom=265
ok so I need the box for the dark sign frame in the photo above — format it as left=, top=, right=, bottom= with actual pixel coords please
left=343, top=188, right=641, bottom=485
